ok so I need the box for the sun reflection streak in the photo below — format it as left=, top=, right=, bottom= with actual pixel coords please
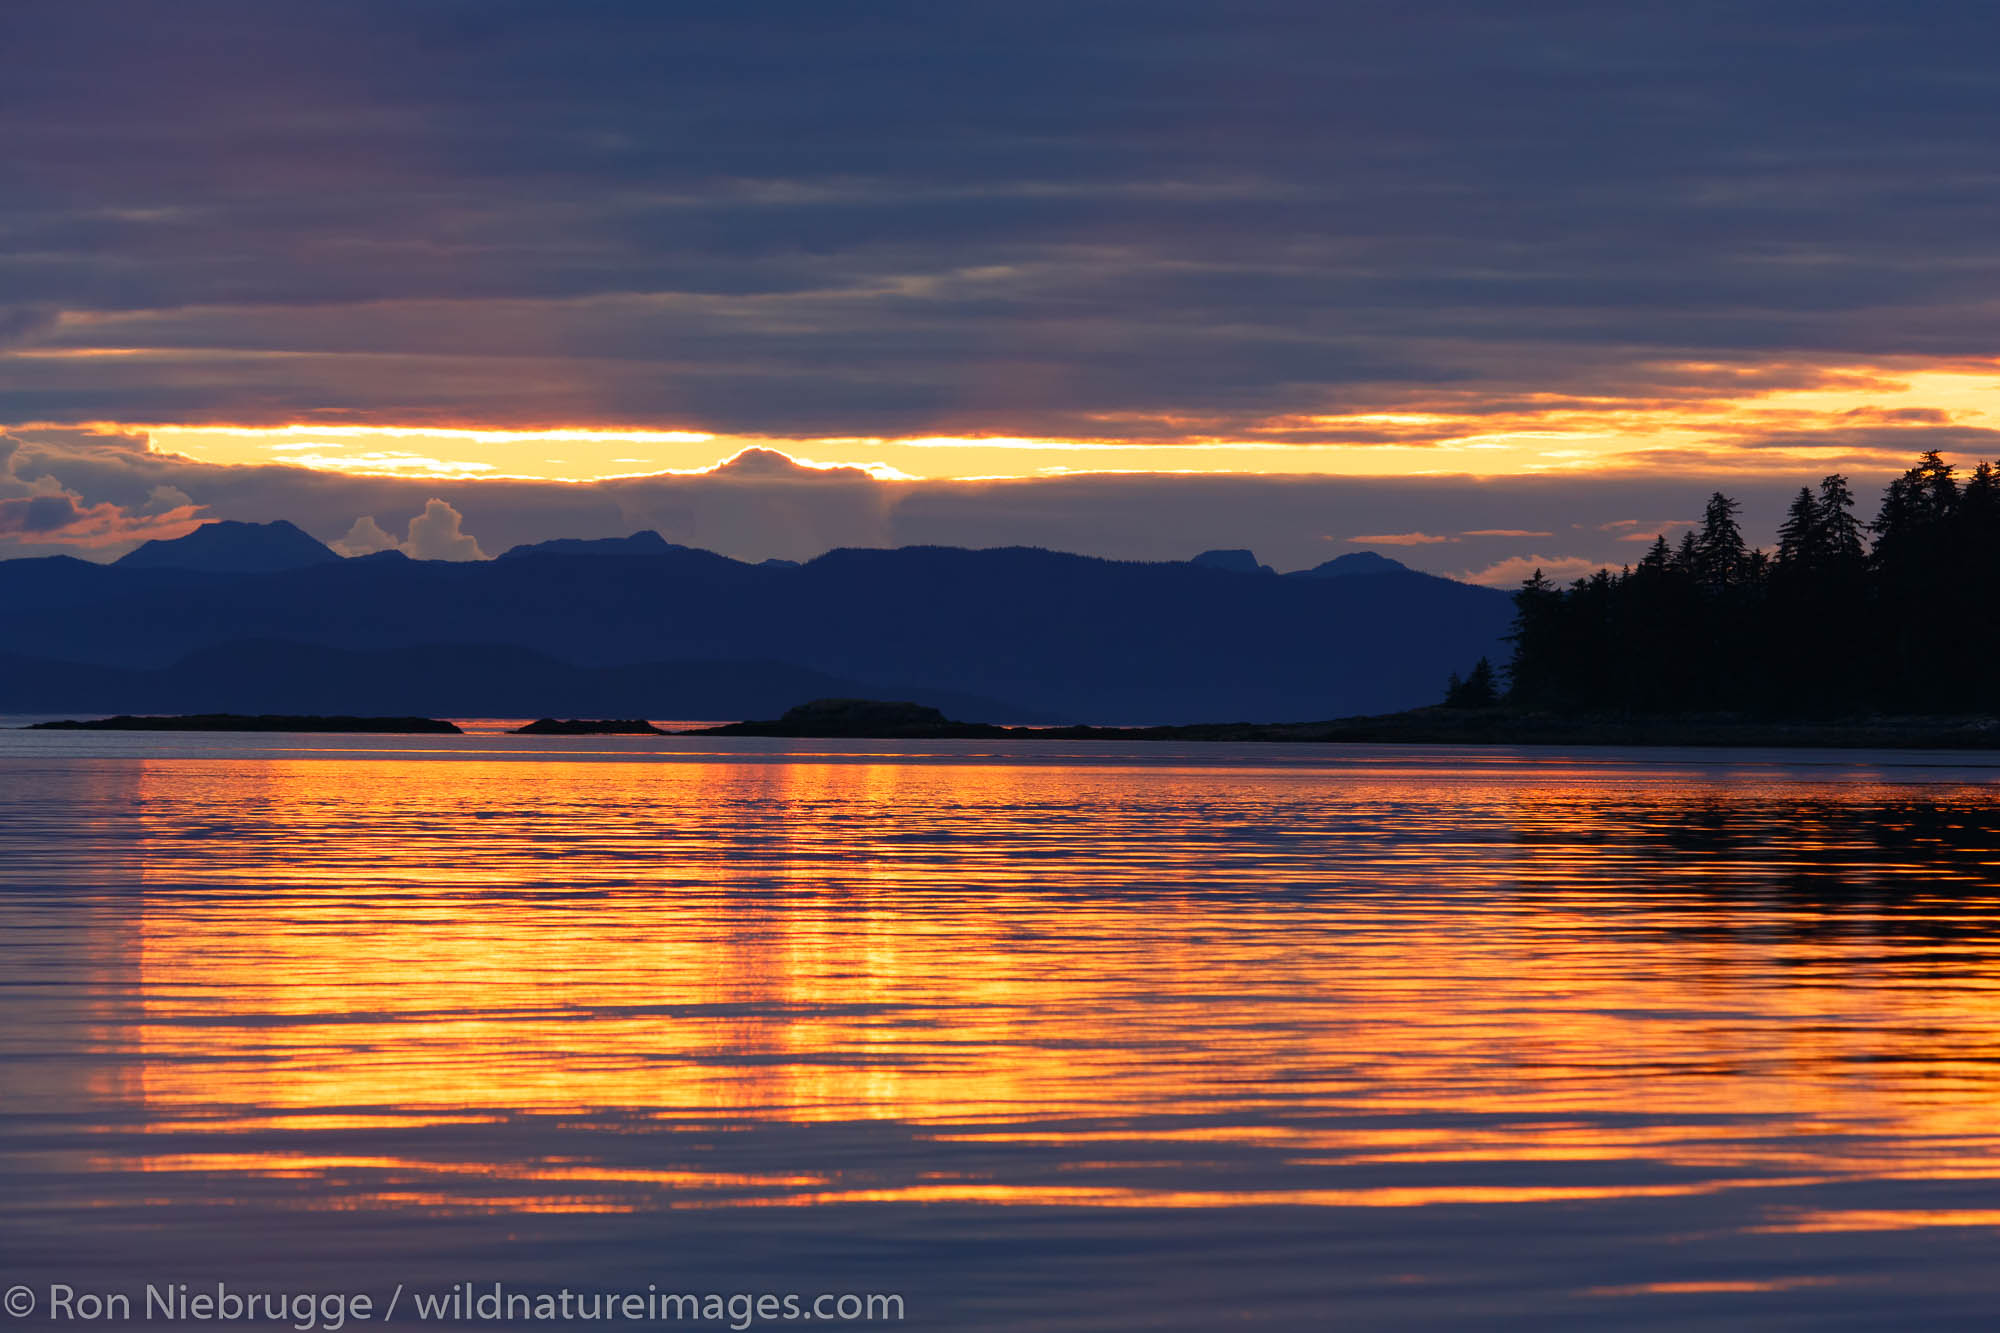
left=4, top=749, right=1996, bottom=1231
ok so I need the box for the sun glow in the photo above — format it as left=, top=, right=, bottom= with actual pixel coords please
left=109, top=358, right=2000, bottom=484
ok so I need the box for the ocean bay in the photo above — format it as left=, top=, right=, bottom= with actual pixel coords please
left=5, top=736, right=2000, bottom=1328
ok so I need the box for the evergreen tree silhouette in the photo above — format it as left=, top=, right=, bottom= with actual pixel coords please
left=1638, top=533, right=1673, bottom=573
left=1775, top=487, right=1819, bottom=571
left=1695, top=492, right=1747, bottom=590
left=1673, top=529, right=1700, bottom=576
left=1498, top=449, right=2000, bottom=719
left=1872, top=451, right=1957, bottom=575
left=1443, top=657, right=1498, bottom=708
left=1815, top=474, right=1866, bottom=572
left=1504, top=570, right=1564, bottom=705
left=1760, top=474, right=1871, bottom=710
left=1958, top=463, right=2000, bottom=693
left=1872, top=451, right=1961, bottom=698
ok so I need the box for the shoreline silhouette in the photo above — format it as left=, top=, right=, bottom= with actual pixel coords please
left=27, top=714, right=463, bottom=734
left=687, top=699, right=2000, bottom=748
left=24, top=700, right=2000, bottom=748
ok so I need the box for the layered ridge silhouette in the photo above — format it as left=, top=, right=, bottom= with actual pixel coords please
left=1, top=525, right=1513, bottom=723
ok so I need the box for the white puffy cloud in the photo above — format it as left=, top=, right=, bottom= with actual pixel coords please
left=331, top=515, right=400, bottom=557
left=327, top=501, right=487, bottom=561
left=402, top=498, right=486, bottom=561
left=138, top=484, right=194, bottom=516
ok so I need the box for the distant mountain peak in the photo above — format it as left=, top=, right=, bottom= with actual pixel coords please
left=113, top=519, right=340, bottom=573
left=1297, top=551, right=1412, bottom=578
left=497, top=531, right=678, bottom=560
left=710, top=447, right=812, bottom=477
left=706, top=448, right=878, bottom=481
left=1189, top=548, right=1275, bottom=575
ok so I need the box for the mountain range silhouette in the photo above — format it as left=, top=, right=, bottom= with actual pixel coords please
left=3, top=522, right=1512, bottom=722
left=113, top=519, right=342, bottom=573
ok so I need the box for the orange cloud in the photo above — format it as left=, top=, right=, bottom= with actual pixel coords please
left=1457, top=554, right=1604, bottom=588
left=0, top=494, right=205, bottom=547
left=1348, top=532, right=1455, bottom=546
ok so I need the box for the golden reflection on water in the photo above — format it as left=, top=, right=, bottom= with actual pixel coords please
left=11, top=748, right=2000, bottom=1237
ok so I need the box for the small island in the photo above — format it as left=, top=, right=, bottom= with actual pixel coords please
left=687, top=698, right=1010, bottom=738
left=510, top=718, right=666, bottom=735
left=28, top=714, right=463, bottom=734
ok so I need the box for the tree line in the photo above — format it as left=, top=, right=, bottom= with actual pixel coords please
left=1479, top=450, right=2000, bottom=715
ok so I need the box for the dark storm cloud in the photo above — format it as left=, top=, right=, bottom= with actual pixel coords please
left=0, top=429, right=204, bottom=546
left=5, top=0, right=2000, bottom=431
left=0, top=493, right=82, bottom=534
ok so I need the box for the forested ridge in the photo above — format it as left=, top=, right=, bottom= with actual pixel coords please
left=1496, top=451, right=2000, bottom=715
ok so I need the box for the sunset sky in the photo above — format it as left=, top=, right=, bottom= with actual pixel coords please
left=6, top=1, right=2000, bottom=581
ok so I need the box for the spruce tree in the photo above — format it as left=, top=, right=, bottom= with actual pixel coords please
left=1443, top=658, right=1498, bottom=708
left=1638, top=534, right=1673, bottom=573
left=1695, top=492, right=1747, bottom=590
left=1673, top=529, right=1700, bottom=575
left=1815, top=474, right=1866, bottom=572
left=1775, top=487, right=1819, bottom=571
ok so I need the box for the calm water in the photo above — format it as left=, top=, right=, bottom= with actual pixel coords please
left=6, top=732, right=2000, bottom=1328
